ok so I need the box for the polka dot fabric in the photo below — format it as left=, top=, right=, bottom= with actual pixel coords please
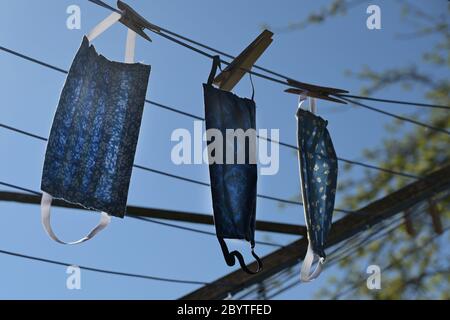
left=297, top=108, right=338, bottom=260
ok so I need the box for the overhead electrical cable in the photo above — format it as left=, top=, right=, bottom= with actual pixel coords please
left=0, top=181, right=284, bottom=248
left=1, top=122, right=352, bottom=215
left=0, top=46, right=423, bottom=180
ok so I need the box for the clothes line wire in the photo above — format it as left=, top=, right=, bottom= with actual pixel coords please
left=0, top=45, right=423, bottom=180
left=0, top=122, right=352, bottom=214
left=0, top=181, right=284, bottom=248
left=87, top=0, right=450, bottom=111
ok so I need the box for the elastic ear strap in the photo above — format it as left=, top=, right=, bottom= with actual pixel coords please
left=300, top=242, right=324, bottom=282
left=249, top=72, right=255, bottom=101
left=86, top=12, right=122, bottom=42
left=310, top=97, right=317, bottom=114
left=207, top=55, right=221, bottom=85
left=125, top=29, right=137, bottom=63
left=218, top=238, right=263, bottom=274
left=297, top=93, right=308, bottom=110
left=41, top=192, right=111, bottom=245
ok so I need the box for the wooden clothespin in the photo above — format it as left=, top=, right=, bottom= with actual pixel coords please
left=117, top=1, right=161, bottom=40
left=213, top=30, right=274, bottom=92
left=86, top=1, right=160, bottom=63
left=285, top=79, right=349, bottom=104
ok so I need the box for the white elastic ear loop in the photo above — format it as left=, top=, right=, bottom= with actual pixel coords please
left=86, top=12, right=122, bottom=42
left=125, top=29, right=137, bottom=63
left=41, top=192, right=111, bottom=245
left=298, top=93, right=308, bottom=110
left=300, top=242, right=325, bottom=282
left=309, top=97, right=317, bottom=114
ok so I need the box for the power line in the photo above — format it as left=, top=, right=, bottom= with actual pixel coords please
left=181, top=165, right=450, bottom=299
left=0, top=122, right=355, bottom=214
left=0, top=248, right=208, bottom=285
left=197, top=188, right=449, bottom=299
left=0, top=45, right=423, bottom=180
left=0, top=181, right=40, bottom=196
left=273, top=197, right=448, bottom=300
left=338, top=94, right=450, bottom=110
left=327, top=209, right=421, bottom=267
left=334, top=226, right=450, bottom=299
left=133, top=217, right=284, bottom=248
left=0, top=45, right=68, bottom=74
left=87, top=0, right=450, bottom=111
left=338, top=96, right=450, bottom=135
left=257, top=135, right=422, bottom=180
left=0, top=181, right=284, bottom=248
left=265, top=208, right=428, bottom=300
left=235, top=205, right=418, bottom=300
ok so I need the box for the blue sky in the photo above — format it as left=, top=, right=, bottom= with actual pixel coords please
left=0, top=0, right=446, bottom=299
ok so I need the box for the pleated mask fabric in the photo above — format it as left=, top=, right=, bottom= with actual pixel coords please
left=204, top=56, right=262, bottom=274
left=40, top=36, right=150, bottom=244
left=297, top=107, right=338, bottom=281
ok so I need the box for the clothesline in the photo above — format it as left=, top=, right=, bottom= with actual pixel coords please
left=0, top=45, right=424, bottom=180
left=88, top=0, right=450, bottom=111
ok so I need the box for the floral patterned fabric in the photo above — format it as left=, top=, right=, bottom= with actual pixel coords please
left=41, top=36, right=151, bottom=218
left=297, top=108, right=338, bottom=259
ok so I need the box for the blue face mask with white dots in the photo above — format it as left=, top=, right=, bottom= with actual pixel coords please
left=296, top=106, right=338, bottom=281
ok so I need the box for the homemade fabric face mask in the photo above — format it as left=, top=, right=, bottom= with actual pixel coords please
left=204, top=56, right=262, bottom=274
left=296, top=97, right=338, bottom=281
left=40, top=36, right=150, bottom=244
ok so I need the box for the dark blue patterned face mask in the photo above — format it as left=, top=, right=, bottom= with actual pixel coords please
left=204, top=56, right=262, bottom=274
left=40, top=36, right=150, bottom=244
left=297, top=100, right=338, bottom=281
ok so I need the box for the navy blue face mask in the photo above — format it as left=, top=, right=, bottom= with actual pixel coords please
left=40, top=36, right=150, bottom=244
left=297, top=101, right=338, bottom=281
left=204, top=56, right=262, bottom=274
